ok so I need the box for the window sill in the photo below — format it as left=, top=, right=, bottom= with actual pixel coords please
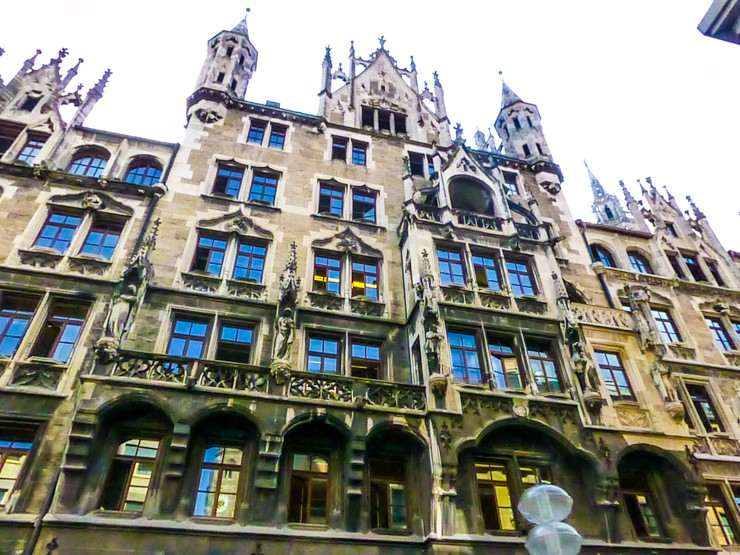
left=369, top=528, right=413, bottom=536
left=307, top=290, right=345, bottom=311
left=190, top=516, right=236, bottom=525
left=311, top=213, right=385, bottom=232
left=17, top=248, right=64, bottom=269
left=285, top=523, right=329, bottom=531
left=181, top=271, right=223, bottom=294
left=201, top=194, right=281, bottom=213
left=89, top=510, right=145, bottom=519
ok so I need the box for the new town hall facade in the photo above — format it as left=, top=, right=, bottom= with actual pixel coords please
left=0, top=13, right=739, bottom=555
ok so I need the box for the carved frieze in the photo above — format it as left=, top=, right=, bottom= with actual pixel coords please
left=226, top=279, right=266, bottom=300
left=515, top=296, right=548, bottom=315
left=307, top=290, right=345, bottom=311
left=440, top=285, right=475, bottom=305
left=365, top=383, right=426, bottom=411
left=478, top=290, right=511, bottom=310
left=67, top=255, right=111, bottom=276
left=11, top=361, right=65, bottom=389
left=288, top=374, right=353, bottom=403
left=615, top=404, right=652, bottom=429
left=18, top=249, right=62, bottom=269
left=570, top=303, right=634, bottom=330
left=349, top=297, right=385, bottom=317
left=181, top=272, right=222, bottom=294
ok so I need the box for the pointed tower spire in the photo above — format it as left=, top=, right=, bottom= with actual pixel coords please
left=69, top=69, right=111, bottom=128
left=585, top=161, right=606, bottom=199
left=318, top=45, right=333, bottom=117
left=586, top=161, right=630, bottom=227
left=232, top=8, right=250, bottom=37
left=61, top=57, right=83, bottom=89
left=500, top=79, right=523, bottom=110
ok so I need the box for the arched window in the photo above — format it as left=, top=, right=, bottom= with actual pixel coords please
left=124, top=158, right=163, bottom=186
left=68, top=148, right=110, bottom=178
left=449, top=176, right=495, bottom=216
left=591, top=245, right=616, bottom=267
left=628, top=251, right=653, bottom=274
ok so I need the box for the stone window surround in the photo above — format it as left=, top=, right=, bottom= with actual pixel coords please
left=324, top=131, right=375, bottom=170
left=701, top=311, right=740, bottom=357
left=589, top=342, right=643, bottom=407
left=405, top=147, right=435, bottom=179
left=663, top=249, right=726, bottom=288
left=647, top=302, right=688, bottom=347
left=311, top=177, right=385, bottom=228
left=154, top=306, right=263, bottom=366
left=202, top=156, right=286, bottom=209
left=238, top=115, right=295, bottom=154
left=442, top=323, right=567, bottom=397
left=676, top=377, right=732, bottom=439
left=309, top=247, right=382, bottom=303
left=299, top=327, right=387, bottom=381
left=0, top=289, right=94, bottom=389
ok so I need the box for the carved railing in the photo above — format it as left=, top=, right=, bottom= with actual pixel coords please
left=198, top=361, right=269, bottom=393
left=288, top=370, right=426, bottom=411
left=453, top=210, right=503, bottom=231
left=570, top=303, right=634, bottom=330
left=515, top=223, right=540, bottom=240
left=110, top=351, right=192, bottom=384
left=413, top=203, right=443, bottom=222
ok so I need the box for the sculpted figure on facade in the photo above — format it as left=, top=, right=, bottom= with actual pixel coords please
left=626, top=284, right=660, bottom=351
left=271, top=242, right=301, bottom=384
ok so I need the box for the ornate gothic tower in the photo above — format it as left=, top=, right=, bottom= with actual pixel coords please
left=586, top=160, right=630, bottom=226
left=187, top=11, right=258, bottom=123
left=494, top=80, right=552, bottom=161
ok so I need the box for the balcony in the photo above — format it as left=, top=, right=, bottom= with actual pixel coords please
left=453, top=209, right=503, bottom=232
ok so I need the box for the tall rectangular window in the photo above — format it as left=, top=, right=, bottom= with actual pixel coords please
left=268, top=124, right=287, bottom=149
left=361, top=106, right=374, bottom=127
left=427, top=155, right=435, bottom=177
left=351, top=142, right=367, bottom=166
left=351, top=259, right=378, bottom=300
left=80, top=219, right=124, bottom=261
left=408, top=152, right=425, bottom=176
left=395, top=114, right=407, bottom=135
left=216, top=323, right=254, bottom=364
left=194, top=446, right=243, bottom=518
left=686, top=383, right=724, bottom=433
left=30, top=302, right=88, bottom=363
left=313, top=254, right=342, bottom=294
left=378, top=110, right=391, bottom=132
left=706, top=317, right=735, bottom=351
left=247, top=119, right=267, bottom=144
left=288, top=454, right=329, bottom=524
left=527, top=343, right=561, bottom=393
left=475, top=462, right=516, bottom=531
left=472, top=254, right=500, bottom=290
left=0, top=295, right=38, bottom=358
left=248, top=172, right=278, bottom=205
left=682, top=254, right=707, bottom=282
left=191, top=235, right=227, bottom=277
left=505, top=258, right=536, bottom=296
left=706, top=260, right=725, bottom=286
left=651, top=309, right=681, bottom=343
left=307, top=335, right=340, bottom=373
left=318, top=183, right=344, bottom=217
left=705, top=484, right=737, bottom=547
left=448, top=331, right=482, bottom=384
left=34, top=212, right=82, bottom=254
left=167, top=317, right=209, bottom=359
left=369, top=458, right=407, bottom=530
left=350, top=340, right=381, bottom=379
left=436, top=248, right=466, bottom=286
left=594, top=351, right=634, bottom=400
left=0, top=123, right=22, bottom=157
left=16, top=138, right=45, bottom=164
left=0, top=433, right=33, bottom=507
left=213, top=164, right=244, bottom=198
left=100, top=439, right=159, bottom=512
left=622, top=489, right=662, bottom=539
left=488, top=336, right=522, bottom=390
left=666, top=253, right=685, bottom=279
left=352, top=190, right=376, bottom=223
left=522, top=144, right=531, bottom=157
left=232, top=241, right=266, bottom=282
left=502, top=171, right=519, bottom=196
left=331, top=137, right=348, bottom=161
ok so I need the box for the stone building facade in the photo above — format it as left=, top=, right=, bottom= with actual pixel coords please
left=0, top=13, right=739, bottom=555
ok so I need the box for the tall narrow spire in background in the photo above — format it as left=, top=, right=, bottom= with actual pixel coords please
left=232, top=8, right=250, bottom=37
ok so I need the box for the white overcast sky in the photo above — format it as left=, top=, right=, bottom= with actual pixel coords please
left=1, top=1, right=738, bottom=250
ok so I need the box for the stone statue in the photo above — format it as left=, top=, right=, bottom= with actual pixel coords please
left=651, top=362, right=678, bottom=403
left=273, top=309, right=295, bottom=360
left=270, top=243, right=301, bottom=384
left=626, top=285, right=659, bottom=351
left=571, top=341, right=597, bottom=392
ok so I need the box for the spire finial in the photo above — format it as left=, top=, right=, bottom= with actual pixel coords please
left=686, top=195, right=706, bottom=220
left=349, top=40, right=355, bottom=57
left=500, top=76, right=523, bottom=110
left=410, top=55, right=416, bottom=71
left=433, top=71, right=440, bottom=86
left=379, top=35, right=386, bottom=50
left=620, top=179, right=636, bottom=204
left=50, top=48, right=69, bottom=66
left=232, top=8, right=251, bottom=36
left=324, top=45, right=331, bottom=63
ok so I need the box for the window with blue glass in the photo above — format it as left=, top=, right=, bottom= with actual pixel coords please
left=167, top=318, right=209, bottom=359
left=216, top=322, right=254, bottom=364
left=213, top=164, right=244, bottom=198
left=191, top=235, right=227, bottom=277
left=352, top=142, right=367, bottom=166
left=0, top=294, right=38, bottom=358
left=591, top=245, right=615, bottom=267
left=651, top=309, right=681, bottom=343
left=307, top=335, right=340, bottom=373
left=34, top=212, right=82, bottom=254
left=124, top=160, right=162, bottom=186
left=437, top=248, right=466, bottom=286
left=350, top=340, right=382, bottom=379
left=194, top=445, right=243, bottom=518
left=706, top=317, right=735, bottom=351
left=351, top=259, right=379, bottom=300
left=318, top=184, right=344, bottom=217
left=248, top=172, right=278, bottom=205
left=247, top=119, right=267, bottom=144
left=488, top=336, right=522, bottom=390
left=0, top=433, right=34, bottom=507
left=733, top=321, right=740, bottom=338
left=448, top=331, right=483, bottom=384
left=352, top=190, right=376, bottom=223
left=594, top=351, right=634, bottom=400
left=80, top=219, right=124, bottom=261
left=502, top=171, right=519, bottom=196
left=313, top=254, right=341, bottom=293
left=628, top=251, right=652, bottom=274
left=68, top=151, right=109, bottom=178
left=527, top=342, right=561, bottom=393
left=16, top=138, right=45, bottom=164
left=268, top=124, right=287, bottom=149
left=472, top=253, right=500, bottom=290
left=505, top=258, right=536, bottom=296
left=30, top=302, right=88, bottom=363
left=233, top=241, right=266, bottom=282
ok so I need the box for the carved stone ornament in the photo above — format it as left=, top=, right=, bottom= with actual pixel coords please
left=270, top=360, right=291, bottom=385
left=428, top=372, right=448, bottom=396
left=81, top=192, right=104, bottom=210
left=194, top=107, right=224, bottom=124
left=272, top=242, right=300, bottom=367
left=539, top=180, right=561, bottom=195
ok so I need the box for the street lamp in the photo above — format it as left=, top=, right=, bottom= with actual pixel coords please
left=518, top=484, right=583, bottom=555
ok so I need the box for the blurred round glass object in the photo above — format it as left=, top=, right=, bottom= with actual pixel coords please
left=525, top=521, right=583, bottom=555
left=518, top=484, right=573, bottom=524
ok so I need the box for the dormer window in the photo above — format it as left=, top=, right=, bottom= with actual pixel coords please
left=522, top=144, right=531, bottom=157
left=360, top=106, right=407, bottom=135
left=20, top=95, right=40, bottom=112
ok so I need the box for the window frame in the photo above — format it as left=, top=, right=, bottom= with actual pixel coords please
left=504, top=255, right=538, bottom=297
left=447, top=329, right=484, bottom=385
left=0, top=430, right=36, bottom=508
left=705, top=316, right=735, bottom=351
left=192, top=444, right=246, bottom=519
left=287, top=452, right=331, bottom=525
left=34, top=210, right=83, bottom=255
left=487, top=334, right=524, bottom=391
left=627, top=251, right=653, bottom=275
left=471, top=252, right=501, bottom=291
left=650, top=308, right=682, bottom=343
left=247, top=171, right=279, bottom=206
left=594, top=351, right=635, bottom=401
left=16, top=137, right=46, bottom=165
left=212, top=162, right=246, bottom=199
left=79, top=217, right=125, bottom=261
left=190, top=234, right=229, bottom=277
left=68, top=149, right=109, bottom=178
left=436, top=246, right=467, bottom=287
left=525, top=340, right=562, bottom=394
left=591, top=245, right=616, bottom=268
left=100, top=437, right=161, bottom=513
left=123, top=158, right=163, bottom=187
left=705, top=483, right=739, bottom=547
left=29, top=300, right=89, bottom=364
left=682, top=382, right=725, bottom=435
left=0, top=294, right=40, bottom=359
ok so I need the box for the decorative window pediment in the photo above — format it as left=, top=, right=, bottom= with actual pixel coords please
left=47, top=191, right=133, bottom=218
left=312, top=227, right=382, bottom=258
left=197, top=209, right=272, bottom=240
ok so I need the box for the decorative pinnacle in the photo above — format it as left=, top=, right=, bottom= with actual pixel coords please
left=350, top=40, right=355, bottom=57
left=662, top=184, right=674, bottom=200
left=410, top=55, right=416, bottom=71
left=378, top=35, right=386, bottom=50
left=433, top=71, right=440, bottom=86
left=324, top=45, right=331, bottom=63
left=619, top=179, right=636, bottom=204
left=686, top=195, right=705, bottom=220
left=23, top=49, right=42, bottom=69
left=51, top=47, right=69, bottom=65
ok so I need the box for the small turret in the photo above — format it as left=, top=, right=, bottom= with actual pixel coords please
left=69, top=69, right=111, bottom=128
left=494, top=77, right=553, bottom=162
left=586, top=161, right=630, bottom=227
